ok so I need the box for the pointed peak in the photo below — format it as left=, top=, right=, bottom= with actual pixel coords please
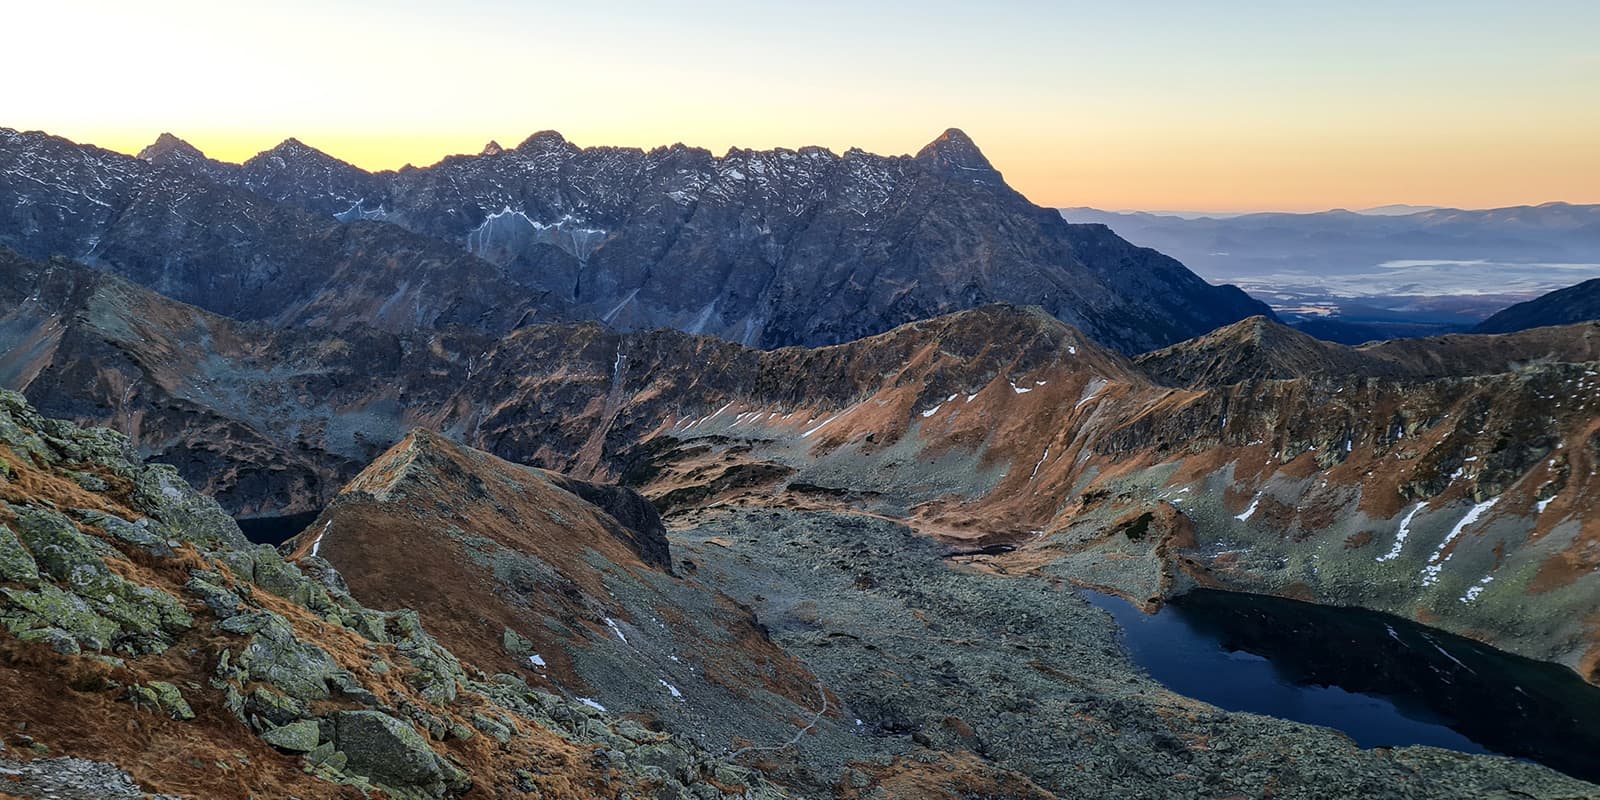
left=269, top=137, right=317, bottom=155
left=915, top=128, right=998, bottom=178
left=1193, top=315, right=1316, bottom=349
left=515, top=130, right=572, bottom=153
left=242, top=137, right=367, bottom=174
left=1136, top=315, right=1372, bottom=387
left=928, top=127, right=977, bottom=149
left=341, top=428, right=472, bottom=502
left=254, top=137, right=341, bottom=165
left=137, top=132, right=205, bottom=162
left=480, top=140, right=505, bottom=156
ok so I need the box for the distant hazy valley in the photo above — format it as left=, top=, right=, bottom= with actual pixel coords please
left=1062, top=204, right=1600, bottom=343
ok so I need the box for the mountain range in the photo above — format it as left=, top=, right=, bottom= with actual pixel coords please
left=2, top=126, right=1270, bottom=355
left=3, top=124, right=1600, bottom=799
left=6, top=244, right=1598, bottom=668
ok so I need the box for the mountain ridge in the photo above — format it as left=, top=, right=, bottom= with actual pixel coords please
left=1475, top=278, right=1600, bottom=334
left=0, top=127, right=573, bottom=336
left=38, top=124, right=1280, bottom=353
left=4, top=247, right=1598, bottom=692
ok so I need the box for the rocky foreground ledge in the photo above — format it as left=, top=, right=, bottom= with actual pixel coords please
left=0, top=389, right=780, bottom=799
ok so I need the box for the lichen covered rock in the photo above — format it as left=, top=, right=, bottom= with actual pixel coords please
left=332, top=710, right=471, bottom=798
left=0, top=523, right=41, bottom=585
left=260, top=719, right=321, bottom=752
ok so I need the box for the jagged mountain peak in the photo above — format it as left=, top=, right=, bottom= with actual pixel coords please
left=136, top=132, right=205, bottom=162
left=644, top=141, right=715, bottom=160
left=515, top=129, right=573, bottom=153
left=0, top=124, right=1273, bottom=355
left=480, top=139, right=504, bottom=156
left=1136, top=314, right=1372, bottom=386
left=247, top=136, right=350, bottom=169
left=269, top=136, right=313, bottom=152
left=915, top=127, right=998, bottom=176
left=337, top=426, right=671, bottom=570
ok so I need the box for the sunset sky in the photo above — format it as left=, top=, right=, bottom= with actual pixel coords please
left=11, top=0, right=1599, bottom=212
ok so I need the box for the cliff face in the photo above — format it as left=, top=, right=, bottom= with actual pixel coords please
left=3, top=126, right=1272, bottom=354
left=0, top=130, right=570, bottom=335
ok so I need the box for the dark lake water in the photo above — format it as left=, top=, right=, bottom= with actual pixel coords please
left=235, top=511, right=320, bottom=546
left=1084, top=588, right=1600, bottom=783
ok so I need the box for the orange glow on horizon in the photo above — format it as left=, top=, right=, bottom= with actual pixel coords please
left=11, top=1, right=1598, bottom=214
left=48, top=123, right=1600, bottom=215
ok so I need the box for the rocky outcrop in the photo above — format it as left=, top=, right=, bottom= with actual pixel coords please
left=332, top=709, right=472, bottom=798
left=544, top=471, right=672, bottom=569
left=293, top=429, right=832, bottom=776
left=0, top=390, right=785, bottom=799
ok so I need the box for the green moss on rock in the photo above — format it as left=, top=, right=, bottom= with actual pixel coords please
left=261, top=719, right=322, bottom=752
left=147, top=681, right=195, bottom=721
left=332, top=710, right=471, bottom=798
left=0, top=523, right=41, bottom=586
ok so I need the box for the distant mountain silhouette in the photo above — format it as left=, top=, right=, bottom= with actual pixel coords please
left=1476, top=278, right=1600, bottom=333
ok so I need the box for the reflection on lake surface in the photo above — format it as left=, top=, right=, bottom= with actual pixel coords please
left=1085, top=588, right=1600, bottom=783
left=235, top=511, right=320, bottom=546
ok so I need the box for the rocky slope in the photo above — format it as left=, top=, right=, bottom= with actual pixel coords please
left=0, top=390, right=794, bottom=798
left=10, top=392, right=1590, bottom=797
left=242, top=414, right=1600, bottom=795
left=7, top=311, right=1600, bottom=795
left=117, top=127, right=1271, bottom=352
left=0, top=128, right=568, bottom=335
left=8, top=252, right=1600, bottom=690
left=0, top=250, right=1117, bottom=516
left=289, top=429, right=844, bottom=776
left=1476, top=277, right=1600, bottom=334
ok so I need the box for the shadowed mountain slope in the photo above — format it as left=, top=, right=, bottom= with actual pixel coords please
left=1476, top=278, right=1600, bottom=334
left=103, top=126, right=1274, bottom=353
left=0, top=128, right=570, bottom=335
